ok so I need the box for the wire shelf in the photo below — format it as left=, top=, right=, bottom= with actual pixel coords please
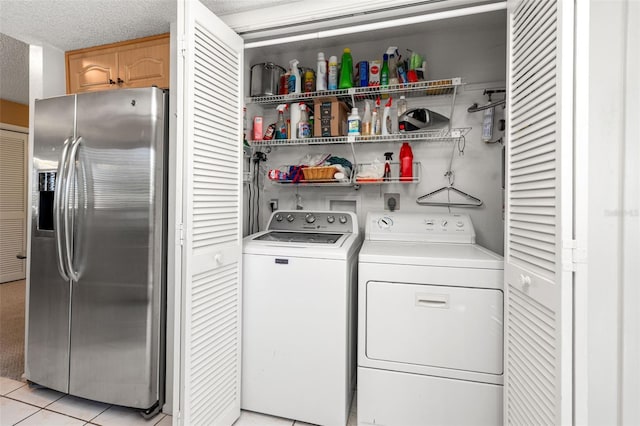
left=247, top=78, right=462, bottom=105
left=268, top=162, right=421, bottom=187
left=250, top=128, right=470, bottom=147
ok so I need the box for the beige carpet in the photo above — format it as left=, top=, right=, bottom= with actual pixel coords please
left=0, top=279, right=25, bottom=380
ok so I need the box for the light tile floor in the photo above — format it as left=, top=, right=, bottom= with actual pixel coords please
left=1, top=376, right=358, bottom=426
left=0, top=377, right=170, bottom=426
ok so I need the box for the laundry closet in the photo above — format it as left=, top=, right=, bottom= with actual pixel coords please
left=242, top=10, right=507, bottom=255
left=173, top=0, right=575, bottom=424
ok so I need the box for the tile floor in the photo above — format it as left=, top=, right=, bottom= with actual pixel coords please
left=0, top=376, right=171, bottom=426
left=1, top=376, right=358, bottom=426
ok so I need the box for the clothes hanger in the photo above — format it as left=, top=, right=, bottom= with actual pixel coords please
left=416, top=137, right=483, bottom=208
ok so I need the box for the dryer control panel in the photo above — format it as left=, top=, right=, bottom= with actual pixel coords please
left=365, top=212, right=475, bottom=244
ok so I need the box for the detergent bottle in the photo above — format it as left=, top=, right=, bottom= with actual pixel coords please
left=338, top=48, right=353, bottom=89
left=399, top=142, right=413, bottom=181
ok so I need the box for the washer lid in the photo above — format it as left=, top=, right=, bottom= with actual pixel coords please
left=359, top=240, right=504, bottom=269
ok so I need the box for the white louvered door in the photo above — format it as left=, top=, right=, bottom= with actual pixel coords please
left=0, top=129, right=28, bottom=283
left=177, top=0, right=244, bottom=424
left=505, top=0, right=574, bottom=425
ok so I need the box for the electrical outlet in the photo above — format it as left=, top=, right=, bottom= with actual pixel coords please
left=269, top=199, right=278, bottom=212
left=384, top=193, right=400, bottom=211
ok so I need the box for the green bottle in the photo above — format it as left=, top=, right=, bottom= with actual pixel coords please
left=338, top=48, right=353, bottom=89
left=381, top=53, right=389, bottom=87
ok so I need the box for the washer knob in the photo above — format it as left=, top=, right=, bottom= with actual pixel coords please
left=305, top=213, right=316, bottom=224
left=456, top=221, right=464, bottom=228
left=286, top=214, right=295, bottom=223
left=274, top=214, right=283, bottom=222
left=327, top=215, right=335, bottom=224
left=441, top=220, right=448, bottom=227
left=339, top=215, right=348, bottom=224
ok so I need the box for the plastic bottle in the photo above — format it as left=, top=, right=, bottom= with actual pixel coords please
left=380, top=53, right=389, bottom=87
left=399, top=142, right=414, bottom=181
left=338, top=48, right=353, bottom=89
left=288, top=59, right=301, bottom=94
left=382, top=97, right=393, bottom=136
left=316, top=52, right=327, bottom=91
left=362, top=100, right=372, bottom=136
left=328, top=55, right=338, bottom=90
left=303, top=69, right=315, bottom=93
left=383, top=152, right=393, bottom=181
left=289, top=102, right=300, bottom=140
left=389, top=54, right=399, bottom=86
left=397, top=95, right=407, bottom=117
left=347, top=107, right=361, bottom=136
left=275, top=104, right=288, bottom=139
left=373, top=97, right=382, bottom=135
left=297, top=104, right=312, bottom=139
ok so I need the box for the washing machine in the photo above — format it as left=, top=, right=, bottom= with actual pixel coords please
left=358, top=212, right=504, bottom=426
left=242, top=210, right=361, bottom=426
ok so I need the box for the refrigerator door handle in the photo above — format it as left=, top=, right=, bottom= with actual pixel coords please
left=64, top=136, right=83, bottom=282
left=54, top=137, right=72, bottom=281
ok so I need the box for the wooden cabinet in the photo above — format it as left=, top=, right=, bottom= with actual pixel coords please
left=66, top=34, right=169, bottom=94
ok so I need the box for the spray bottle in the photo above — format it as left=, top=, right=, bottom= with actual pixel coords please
left=382, top=97, right=393, bottom=136
left=383, top=152, right=393, bottom=181
left=275, top=104, right=288, bottom=139
left=288, top=59, right=301, bottom=94
left=316, top=52, right=327, bottom=91
left=297, top=104, right=311, bottom=139
left=289, top=102, right=300, bottom=140
left=328, top=55, right=338, bottom=90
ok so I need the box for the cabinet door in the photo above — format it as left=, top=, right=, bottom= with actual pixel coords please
left=67, top=52, right=117, bottom=93
left=117, top=39, right=169, bottom=89
left=504, top=0, right=574, bottom=424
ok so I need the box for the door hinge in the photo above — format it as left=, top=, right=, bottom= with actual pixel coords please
left=562, top=239, right=587, bottom=271
left=179, top=38, right=187, bottom=57
left=178, top=223, right=184, bottom=246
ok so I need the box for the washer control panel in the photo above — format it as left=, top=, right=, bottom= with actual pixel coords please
left=368, top=213, right=475, bottom=243
left=268, top=211, right=356, bottom=233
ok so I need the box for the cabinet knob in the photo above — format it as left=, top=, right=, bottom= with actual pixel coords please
left=109, top=79, right=116, bottom=85
left=117, top=78, right=124, bottom=84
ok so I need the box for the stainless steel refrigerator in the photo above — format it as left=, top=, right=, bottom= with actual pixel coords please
left=27, top=87, right=168, bottom=415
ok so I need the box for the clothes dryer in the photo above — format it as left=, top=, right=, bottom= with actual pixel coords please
left=358, top=212, right=504, bottom=426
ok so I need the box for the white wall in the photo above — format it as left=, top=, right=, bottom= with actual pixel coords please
left=574, top=0, right=640, bottom=424
left=244, top=11, right=507, bottom=254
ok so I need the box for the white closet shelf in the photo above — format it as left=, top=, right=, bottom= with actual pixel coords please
left=247, top=78, right=462, bottom=105
left=250, top=128, right=470, bottom=147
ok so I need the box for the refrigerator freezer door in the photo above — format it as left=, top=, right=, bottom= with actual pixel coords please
left=27, top=95, right=76, bottom=393
left=68, top=88, right=166, bottom=408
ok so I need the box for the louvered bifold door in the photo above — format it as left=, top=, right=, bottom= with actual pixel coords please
left=505, top=0, right=574, bottom=425
left=0, top=130, right=28, bottom=283
left=177, top=0, right=244, bottom=424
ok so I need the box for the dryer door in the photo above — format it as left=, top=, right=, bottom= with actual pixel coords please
left=366, top=281, right=503, bottom=375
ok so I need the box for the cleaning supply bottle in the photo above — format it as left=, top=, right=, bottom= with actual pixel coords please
left=399, top=142, right=413, bottom=181
left=316, top=52, right=327, bottom=91
left=382, top=97, right=393, bottom=136
left=275, top=104, right=288, bottom=139
left=397, top=95, right=407, bottom=116
left=373, top=97, right=382, bottom=135
left=347, top=107, right=361, bottom=136
left=288, top=59, right=301, bottom=94
left=380, top=53, right=389, bottom=87
left=383, top=152, right=393, bottom=181
left=338, top=48, right=353, bottom=89
left=328, top=55, right=338, bottom=90
left=297, top=104, right=311, bottom=139
left=362, top=100, right=372, bottom=136
left=289, top=102, right=300, bottom=140
left=388, top=54, right=399, bottom=86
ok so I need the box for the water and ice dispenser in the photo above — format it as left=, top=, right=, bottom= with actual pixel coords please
left=38, top=171, right=56, bottom=231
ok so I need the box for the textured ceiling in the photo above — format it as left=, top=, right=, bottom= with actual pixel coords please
left=0, top=0, right=294, bottom=105
left=0, top=33, right=29, bottom=104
